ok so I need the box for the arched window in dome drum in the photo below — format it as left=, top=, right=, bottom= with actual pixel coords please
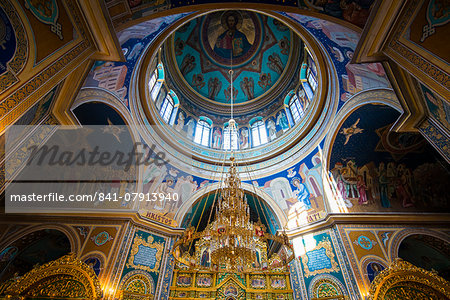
left=223, top=123, right=239, bottom=150
left=289, top=93, right=304, bottom=124
left=148, top=69, right=157, bottom=98
left=251, top=120, right=268, bottom=147
left=300, top=49, right=317, bottom=101
left=160, top=93, right=174, bottom=123
left=150, top=64, right=164, bottom=101
left=194, top=119, right=212, bottom=147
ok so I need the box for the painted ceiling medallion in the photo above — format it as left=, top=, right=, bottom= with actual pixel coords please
left=173, top=10, right=293, bottom=105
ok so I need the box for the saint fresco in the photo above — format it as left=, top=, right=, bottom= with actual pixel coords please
left=202, top=10, right=260, bottom=65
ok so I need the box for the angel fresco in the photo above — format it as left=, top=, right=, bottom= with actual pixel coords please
left=180, top=54, right=195, bottom=76
left=208, top=77, right=222, bottom=100
left=340, top=118, right=363, bottom=145
left=240, top=77, right=254, bottom=99
left=224, top=85, right=238, bottom=102
left=192, top=74, right=205, bottom=90
left=267, top=53, right=284, bottom=75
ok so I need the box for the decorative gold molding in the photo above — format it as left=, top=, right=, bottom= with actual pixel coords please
left=352, top=0, right=405, bottom=63
left=115, top=3, right=363, bottom=33
left=126, top=233, right=164, bottom=273
left=118, top=271, right=154, bottom=299
left=368, top=258, right=450, bottom=300
left=52, top=59, right=94, bottom=125
left=383, top=60, right=427, bottom=133
left=78, top=0, right=125, bottom=62
left=3, top=253, right=102, bottom=299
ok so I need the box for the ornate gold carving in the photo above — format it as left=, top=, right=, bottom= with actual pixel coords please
left=3, top=253, right=102, bottom=299
left=389, top=0, right=449, bottom=92
left=367, top=258, right=450, bottom=300
left=118, top=273, right=154, bottom=299
left=126, top=234, right=164, bottom=273
left=312, top=278, right=343, bottom=299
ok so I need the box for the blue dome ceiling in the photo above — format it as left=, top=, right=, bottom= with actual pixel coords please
left=172, top=10, right=293, bottom=105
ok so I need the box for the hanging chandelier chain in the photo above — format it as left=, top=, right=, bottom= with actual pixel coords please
left=205, top=149, right=229, bottom=226
left=186, top=149, right=228, bottom=254
left=239, top=154, right=272, bottom=229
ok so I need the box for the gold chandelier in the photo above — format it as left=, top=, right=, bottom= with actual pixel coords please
left=172, top=51, right=294, bottom=273
left=210, top=155, right=258, bottom=270
left=172, top=149, right=294, bottom=272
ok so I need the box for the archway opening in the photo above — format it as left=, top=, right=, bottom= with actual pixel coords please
left=0, top=229, right=71, bottom=282
left=398, top=234, right=450, bottom=281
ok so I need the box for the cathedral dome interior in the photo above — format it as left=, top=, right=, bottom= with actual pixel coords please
left=0, top=1, right=449, bottom=300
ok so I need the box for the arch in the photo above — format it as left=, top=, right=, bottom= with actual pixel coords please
left=395, top=232, right=450, bottom=281
left=389, top=228, right=450, bottom=262
left=80, top=251, right=107, bottom=279
left=322, top=88, right=401, bottom=170
left=1, top=253, right=102, bottom=299
left=308, top=274, right=347, bottom=300
left=175, top=182, right=288, bottom=228
left=71, top=87, right=144, bottom=198
left=360, top=255, right=388, bottom=286
left=0, top=223, right=79, bottom=255
left=117, top=270, right=155, bottom=299
left=0, top=227, right=74, bottom=283
left=367, top=259, right=450, bottom=300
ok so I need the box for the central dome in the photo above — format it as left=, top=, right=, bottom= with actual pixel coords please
left=167, top=10, right=298, bottom=112
left=135, top=9, right=327, bottom=169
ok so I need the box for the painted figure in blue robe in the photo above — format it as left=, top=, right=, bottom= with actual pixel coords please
left=214, top=12, right=252, bottom=58
left=292, top=177, right=311, bottom=210
left=201, top=249, right=210, bottom=267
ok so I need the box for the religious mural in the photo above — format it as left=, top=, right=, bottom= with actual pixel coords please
left=173, top=11, right=292, bottom=104
left=1, top=4, right=450, bottom=300
left=329, top=104, right=450, bottom=213
left=82, top=12, right=191, bottom=111
left=367, top=261, right=385, bottom=283
left=299, top=0, right=376, bottom=28
left=83, top=256, right=102, bottom=276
